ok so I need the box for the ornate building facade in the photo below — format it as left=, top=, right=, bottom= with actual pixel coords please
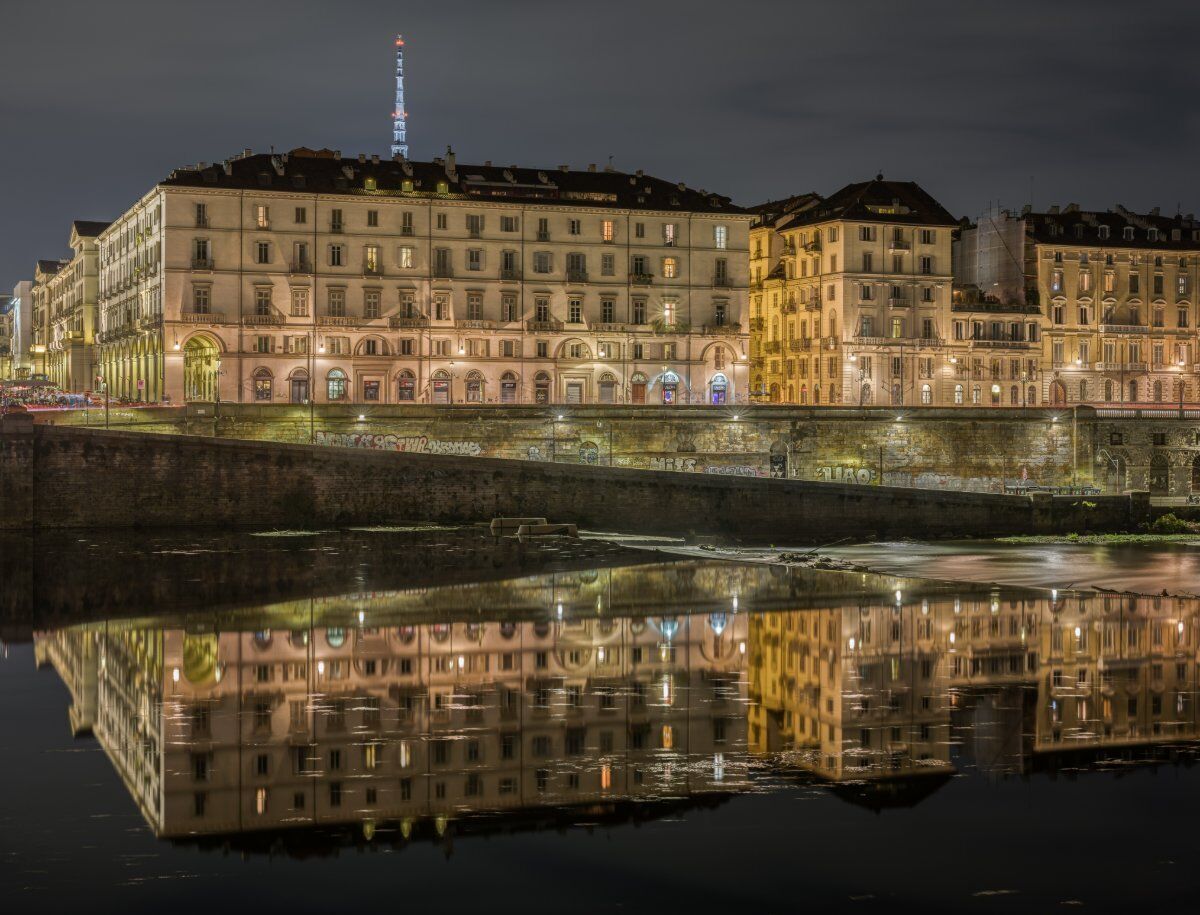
left=749, top=178, right=975, bottom=407
left=956, top=205, right=1200, bottom=407
left=29, top=222, right=108, bottom=391
left=95, top=147, right=750, bottom=405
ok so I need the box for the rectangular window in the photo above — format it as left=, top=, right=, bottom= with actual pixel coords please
left=327, top=288, right=345, bottom=317
left=192, top=286, right=210, bottom=313
left=254, top=287, right=271, bottom=315
left=537, top=217, right=550, bottom=240
left=663, top=223, right=677, bottom=246
left=715, top=225, right=727, bottom=249
left=632, top=300, right=647, bottom=324
left=294, top=206, right=306, bottom=224
left=364, top=290, right=381, bottom=318
left=919, top=256, right=933, bottom=274
left=329, top=244, right=344, bottom=267
left=367, top=210, right=379, bottom=227
left=364, top=244, right=380, bottom=274
left=467, top=248, right=483, bottom=271
left=290, top=288, right=309, bottom=317
left=436, top=213, right=448, bottom=230
left=255, top=204, right=269, bottom=229
left=398, top=246, right=414, bottom=269
left=501, top=293, right=517, bottom=322
left=602, top=298, right=615, bottom=322
left=501, top=215, right=518, bottom=232
left=569, top=218, right=581, bottom=236
left=195, top=203, right=208, bottom=227
left=601, top=253, right=615, bottom=276
left=533, top=252, right=552, bottom=273
left=601, top=219, right=615, bottom=243
left=568, top=298, right=582, bottom=323
left=467, top=214, right=483, bottom=237
left=330, top=208, right=343, bottom=232
left=255, top=241, right=270, bottom=264
left=662, top=257, right=678, bottom=279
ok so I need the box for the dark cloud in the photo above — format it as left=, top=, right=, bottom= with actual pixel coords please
left=2, top=0, right=1198, bottom=284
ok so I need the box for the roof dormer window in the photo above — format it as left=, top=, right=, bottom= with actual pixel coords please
left=1123, top=226, right=1135, bottom=240
left=1148, top=227, right=1159, bottom=241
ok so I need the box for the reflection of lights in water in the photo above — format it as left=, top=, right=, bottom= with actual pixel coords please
left=895, top=589, right=902, bottom=603
left=171, top=667, right=180, bottom=683
left=1179, top=621, right=1186, bottom=633
left=597, top=647, right=606, bottom=663
left=949, top=632, right=956, bottom=644
left=317, top=660, right=325, bottom=676
left=1074, top=626, right=1081, bottom=638
left=659, top=618, right=679, bottom=641
left=661, top=676, right=672, bottom=702
left=732, top=594, right=739, bottom=612
left=848, top=637, right=856, bottom=650
left=457, top=655, right=465, bottom=669
left=358, top=610, right=364, bottom=624
left=713, top=752, right=725, bottom=782
left=921, top=599, right=929, bottom=615
left=739, top=641, right=746, bottom=654
left=601, top=764, right=612, bottom=790
left=991, top=599, right=999, bottom=614
left=954, top=598, right=961, bottom=614
left=556, top=602, right=563, bottom=620
left=709, top=612, right=728, bottom=636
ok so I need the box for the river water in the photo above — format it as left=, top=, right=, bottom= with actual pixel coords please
left=2, top=531, right=1199, bottom=912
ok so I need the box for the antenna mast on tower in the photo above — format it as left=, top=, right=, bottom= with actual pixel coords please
left=391, top=34, right=408, bottom=159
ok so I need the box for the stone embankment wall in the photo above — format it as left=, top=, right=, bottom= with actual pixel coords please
left=0, top=418, right=1149, bottom=538
left=35, top=403, right=1095, bottom=490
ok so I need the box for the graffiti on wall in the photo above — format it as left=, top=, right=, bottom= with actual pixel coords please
left=704, top=464, right=761, bottom=477
left=816, top=465, right=875, bottom=485
left=645, top=456, right=763, bottom=476
left=315, top=431, right=483, bottom=457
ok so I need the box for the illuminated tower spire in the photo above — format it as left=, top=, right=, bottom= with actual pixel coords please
left=391, top=34, right=408, bottom=159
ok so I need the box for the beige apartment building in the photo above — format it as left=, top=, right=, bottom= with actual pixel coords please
left=29, top=221, right=109, bottom=391
left=749, top=178, right=970, bottom=406
left=96, top=147, right=750, bottom=406
left=957, top=205, right=1200, bottom=407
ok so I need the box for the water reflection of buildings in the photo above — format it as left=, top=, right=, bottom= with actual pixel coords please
left=747, top=590, right=1200, bottom=791
left=36, top=612, right=748, bottom=843
left=33, top=583, right=1200, bottom=844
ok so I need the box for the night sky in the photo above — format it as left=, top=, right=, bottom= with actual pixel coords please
left=2, top=0, right=1197, bottom=287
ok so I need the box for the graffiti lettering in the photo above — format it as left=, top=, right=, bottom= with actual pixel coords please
left=704, top=465, right=761, bottom=477
left=816, top=466, right=875, bottom=485
left=315, top=431, right=483, bottom=457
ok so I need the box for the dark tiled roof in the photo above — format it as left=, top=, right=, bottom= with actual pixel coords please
left=72, top=220, right=113, bottom=238
left=747, top=192, right=821, bottom=227
left=780, top=176, right=958, bottom=229
left=160, top=149, right=744, bottom=215
left=1025, top=206, right=1200, bottom=250
left=35, top=259, right=64, bottom=274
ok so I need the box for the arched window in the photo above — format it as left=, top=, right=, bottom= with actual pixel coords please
left=500, top=371, right=518, bottom=404
left=1027, top=385, right=1037, bottom=405
left=954, top=383, right=964, bottom=404
left=534, top=371, right=551, bottom=405
left=578, top=441, right=599, bottom=465
left=630, top=371, right=647, bottom=405
left=284, top=368, right=309, bottom=405
left=253, top=367, right=273, bottom=402
left=1153, top=379, right=1163, bottom=402
left=598, top=372, right=617, bottom=404
left=1079, top=380, right=1087, bottom=402
left=709, top=373, right=727, bottom=405
left=713, top=346, right=726, bottom=371
left=972, top=384, right=981, bottom=404
left=465, top=370, right=484, bottom=403
left=397, top=370, right=416, bottom=402
left=326, top=369, right=347, bottom=401
left=1104, top=379, right=1114, bottom=402
left=799, top=384, right=808, bottom=405
left=921, top=383, right=932, bottom=404
left=431, top=369, right=451, bottom=404
left=1010, top=385, right=1019, bottom=405
left=1129, top=380, right=1138, bottom=402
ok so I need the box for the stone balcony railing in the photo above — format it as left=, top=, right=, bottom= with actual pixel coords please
left=390, top=316, right=429, bottom=328
left=317, top=315, right=360, bottom=327
left=1095, top=361, right=1149, bottom=372
left=456, top=319, right=498, bottom=329
left=181, top=311, right=225, bottom=323
left=243, top=314, right=286, bottom=326
left=1100, top=324, right=1151, bottom=335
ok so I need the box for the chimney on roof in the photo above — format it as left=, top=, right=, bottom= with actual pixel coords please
left=223, top=161, right=233, bottom=176
left=357, top=153, right=366, bottom=163
left=444, top=146, right=456, bottom=178
left=635, top=169, right=644, bottom=178
left=333, top=150, right=341, bottom=159
left=677, top=182, right=686, bottom=192
left=587, top=164, right=596, bottom=173
left=1048, top=205, right=1060, bottom=214
left=484, top=160, right=492, bottom=167
left=1151, top=206, right=1161, bottom=216
left=1021, top=204, right=1032, bottom=216
left=559, top=164, right=569, bottom=172
left=1065, top=202, right=1079, bottom=213
left=242, top=148, right=252, bottom=158
left=370, top=154, right=379, bottom=165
